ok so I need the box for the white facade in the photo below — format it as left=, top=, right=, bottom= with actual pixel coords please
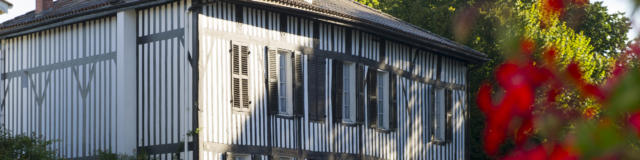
left=0, top=0, right=480, bottom=159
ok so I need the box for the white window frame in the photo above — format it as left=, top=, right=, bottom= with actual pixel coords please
left=342, top=62, right=357, bottom=123
left=277, top=51, right=293, bottom=116
left=233, top=154, right=251, bottom=160
left=434, top=87, right=446, bottom=142
left=377, top=71, right=389, bottom=130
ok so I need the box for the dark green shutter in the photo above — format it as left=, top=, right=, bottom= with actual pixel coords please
left=389, top=73, right=397, bottom=130
left=445, top=89, right=453, bottom=142
left=356, top=64, right=365, bottom=123
left=267, top=48, right=278, bottom=115
left=332, top=60, right=343, bottom=123
left=293, top=52, right=304, bottom=116
left=367, top=68, right=378, bottom=128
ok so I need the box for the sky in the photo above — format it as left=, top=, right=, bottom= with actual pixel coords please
left=0, top=0, right=637, bottom=39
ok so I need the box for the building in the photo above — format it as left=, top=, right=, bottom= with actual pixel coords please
left=0, top=0, right=487, bottom=159
left=0, top=0, right=11, bottom=14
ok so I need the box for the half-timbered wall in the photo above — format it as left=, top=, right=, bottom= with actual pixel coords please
left=1, top=16, right=117, bottom=159
left=198, top=2, right=468, bottom=160
left=136, top=1, right=195, bottom=159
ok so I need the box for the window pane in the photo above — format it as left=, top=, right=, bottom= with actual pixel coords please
left=279, top=53, right=288, bottom=114
left=435, top=88, right=445, bottom=140
left=343, top=64, right=351, bottom=121
left=377, top=72, right=385, bottom=129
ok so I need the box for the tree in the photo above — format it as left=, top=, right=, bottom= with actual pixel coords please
left=356, top=0, right=631, bottom=159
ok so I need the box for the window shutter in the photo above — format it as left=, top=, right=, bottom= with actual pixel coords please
left=332, top=60, right=343, bottom=123
left=356, top=64, right=365, bottom=123
left=267, top=48, right=279, bottom=115
left=317, top=58, right=326, bottom=120
left=367, top=68, right=378, bottom=128
left=241, top=46, right=250, bottom=108
left=231, top=44, right=241, bottom=108
left=445, top=89, right=453, bottom=142
left=293, top=52, right=304, bottom=116
left=308, top=56, right=318, bottom=120
left=389, top=73, right=397, bottom=130
left=308, top=56, right=326, bottom=121
left=429, top=86, right=435, bottom=141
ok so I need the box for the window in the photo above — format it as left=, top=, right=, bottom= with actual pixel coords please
left=434, top=87, right=446, bottom=142
left=342, top=62, right=356, bottom=123
left=233, top=154, right=251, bottom=160
left=231, top=43, right=250, bottom=109
left=377, top=71, right=389, bottom=129
left=278, top=50, right=293, bottom=115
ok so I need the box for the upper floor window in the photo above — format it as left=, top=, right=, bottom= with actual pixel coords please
left=432, top=87, right=452, bottom=143
left=278, top=50, right=293, bottom=116
left=267, top=47, right=303, bottom=117
left=377, top=71, right=389, bottom=130
left=231, top=42, right=250, bottom=109
left=342, top=62, right=356, bottom=123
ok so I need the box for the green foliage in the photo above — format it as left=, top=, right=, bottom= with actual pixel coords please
left=572, top=2, right=630, bottom=57
left=357, top=0, right=630, bottom=159
left=0, top=127, right=58, bottom=160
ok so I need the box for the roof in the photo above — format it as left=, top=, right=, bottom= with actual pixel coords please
left=0, top=0, right=488, bottom=63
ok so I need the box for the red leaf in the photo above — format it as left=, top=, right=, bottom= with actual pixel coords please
left=502, top=145, right=547, bottom=160
left=628, top=112, right=640, bottom=137
left=567, top=62, right=584, bottom=85
left=582, top=84, right=605, bottom=100
left=484, top=126, right=506, bottom=155
left=544, top=0, right=565, bottom=13
left=550, top=144, right=578, bottom=160
left=496, top=63, right=522, bottom=89
left=544, top=48, right=558, bottom=65
left=515, top=117, right=534, bottom=146
left=477, top=83, right=494, bottom=114
left=511, top=85, right=535, bottom=114
left=521, top=39, right=536, bottom=56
